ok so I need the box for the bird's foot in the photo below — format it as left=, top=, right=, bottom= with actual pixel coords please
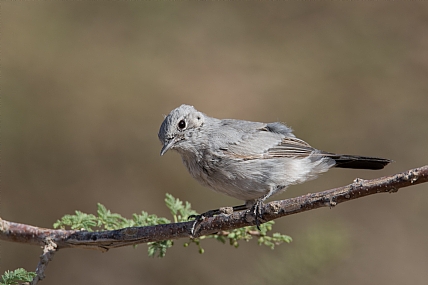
left=249, top=199, right=264, bottom=231
left=187, top=205, right=247, bottom=236
left=187, top=208, right=226, bottom=237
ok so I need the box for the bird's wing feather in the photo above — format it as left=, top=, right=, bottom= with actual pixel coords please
left=215, top=120, right=319, bottom=159
left=266, top=137, right=318, bottom=158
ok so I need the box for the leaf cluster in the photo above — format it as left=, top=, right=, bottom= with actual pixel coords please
left=2, top=194, right=292, bottom=284
left=1, top=269, right=37, bottom=285
left=53, top=204, right=169, bottom=231
left=52, top=194, right=291, bottom=257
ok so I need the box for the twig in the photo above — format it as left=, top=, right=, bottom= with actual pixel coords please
left=30, top=238, right=57, bottom=285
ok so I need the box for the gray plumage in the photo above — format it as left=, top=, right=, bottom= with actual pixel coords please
left=158, top=104, right=391, bottom=209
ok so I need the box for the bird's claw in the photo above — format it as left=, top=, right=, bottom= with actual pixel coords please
left=188, top=211, right=216, bottom=236
left=187, top=214, right=199, bottom=221
left=250, top=199, right=264, bottom=231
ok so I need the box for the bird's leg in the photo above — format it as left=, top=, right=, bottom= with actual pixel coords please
left=249, top=199, right=264, bottom=231
left=188, top=204, right=249, bottom=236
left=188, top=204, right=249, bottom=220
left=188, top=195, right=271, bottom=234
left=248, top=187, right=277, bottom=230
left=188, top=187, right=275, bottom=235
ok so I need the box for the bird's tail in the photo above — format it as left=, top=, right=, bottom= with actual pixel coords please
left=330, top=155, right=392, bottom=170
left=326, top=154, right=392, bottom=170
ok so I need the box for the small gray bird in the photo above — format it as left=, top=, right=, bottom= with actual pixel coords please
left=158, top=104, right=391, bottom=228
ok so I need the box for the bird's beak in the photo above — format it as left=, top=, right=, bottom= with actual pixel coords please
left=160, top=138, right=176, bottom=156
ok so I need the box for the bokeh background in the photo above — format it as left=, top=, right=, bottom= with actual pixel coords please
left=2, top=2, right=428, bottom=285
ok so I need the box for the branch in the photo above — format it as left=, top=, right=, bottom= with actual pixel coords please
left=1, top=165, right=427, bottom=252
left=2, top=165, right=427, bottom=284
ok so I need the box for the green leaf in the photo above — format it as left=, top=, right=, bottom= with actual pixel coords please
left=1, top=268, right=37, bottom=285
left=96, top=203, right=128, bottom=230
left=53, top=211, right=97, bottom=231
left=148, top=240, right=174, bottom=258
left=132, top=211, right=170, bottom=227
left=164, top=193, right=197, bottom=222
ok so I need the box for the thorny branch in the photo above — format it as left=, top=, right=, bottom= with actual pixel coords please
left=1, top=165, right=427, bottom=284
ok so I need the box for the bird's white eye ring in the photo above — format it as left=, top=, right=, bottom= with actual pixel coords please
left=178, top=119, right=186, bottom=130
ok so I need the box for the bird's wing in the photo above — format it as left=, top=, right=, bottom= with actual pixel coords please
left=217, top=121, right=319, bottom=160
left=266, top=136, right=318, bottom=158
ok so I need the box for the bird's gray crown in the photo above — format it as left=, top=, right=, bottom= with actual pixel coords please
left=158, top=105, right=195, bottom=141
left=158, top=104, right=206, bottom=155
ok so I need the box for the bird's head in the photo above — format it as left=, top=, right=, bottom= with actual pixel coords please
left=158, top=104, right=205, bottom=156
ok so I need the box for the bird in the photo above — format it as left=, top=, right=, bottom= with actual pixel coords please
left=158, top=104, right=391, bottom=230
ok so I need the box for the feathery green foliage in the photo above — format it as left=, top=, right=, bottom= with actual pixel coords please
left=1, top=269, right=37, bottom=285
left=52, top=193, right=291, bottom=257
left=3, top=194, right=292, bottom=283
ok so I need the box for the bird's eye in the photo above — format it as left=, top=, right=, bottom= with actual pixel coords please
left=178, top=119, right=186, bottom=130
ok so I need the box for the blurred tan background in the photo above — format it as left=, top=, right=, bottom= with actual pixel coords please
left=2, top=2, right=428, bottom=285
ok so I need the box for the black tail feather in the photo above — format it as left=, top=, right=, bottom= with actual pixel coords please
left=331, top=155, right=392, bottom=170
